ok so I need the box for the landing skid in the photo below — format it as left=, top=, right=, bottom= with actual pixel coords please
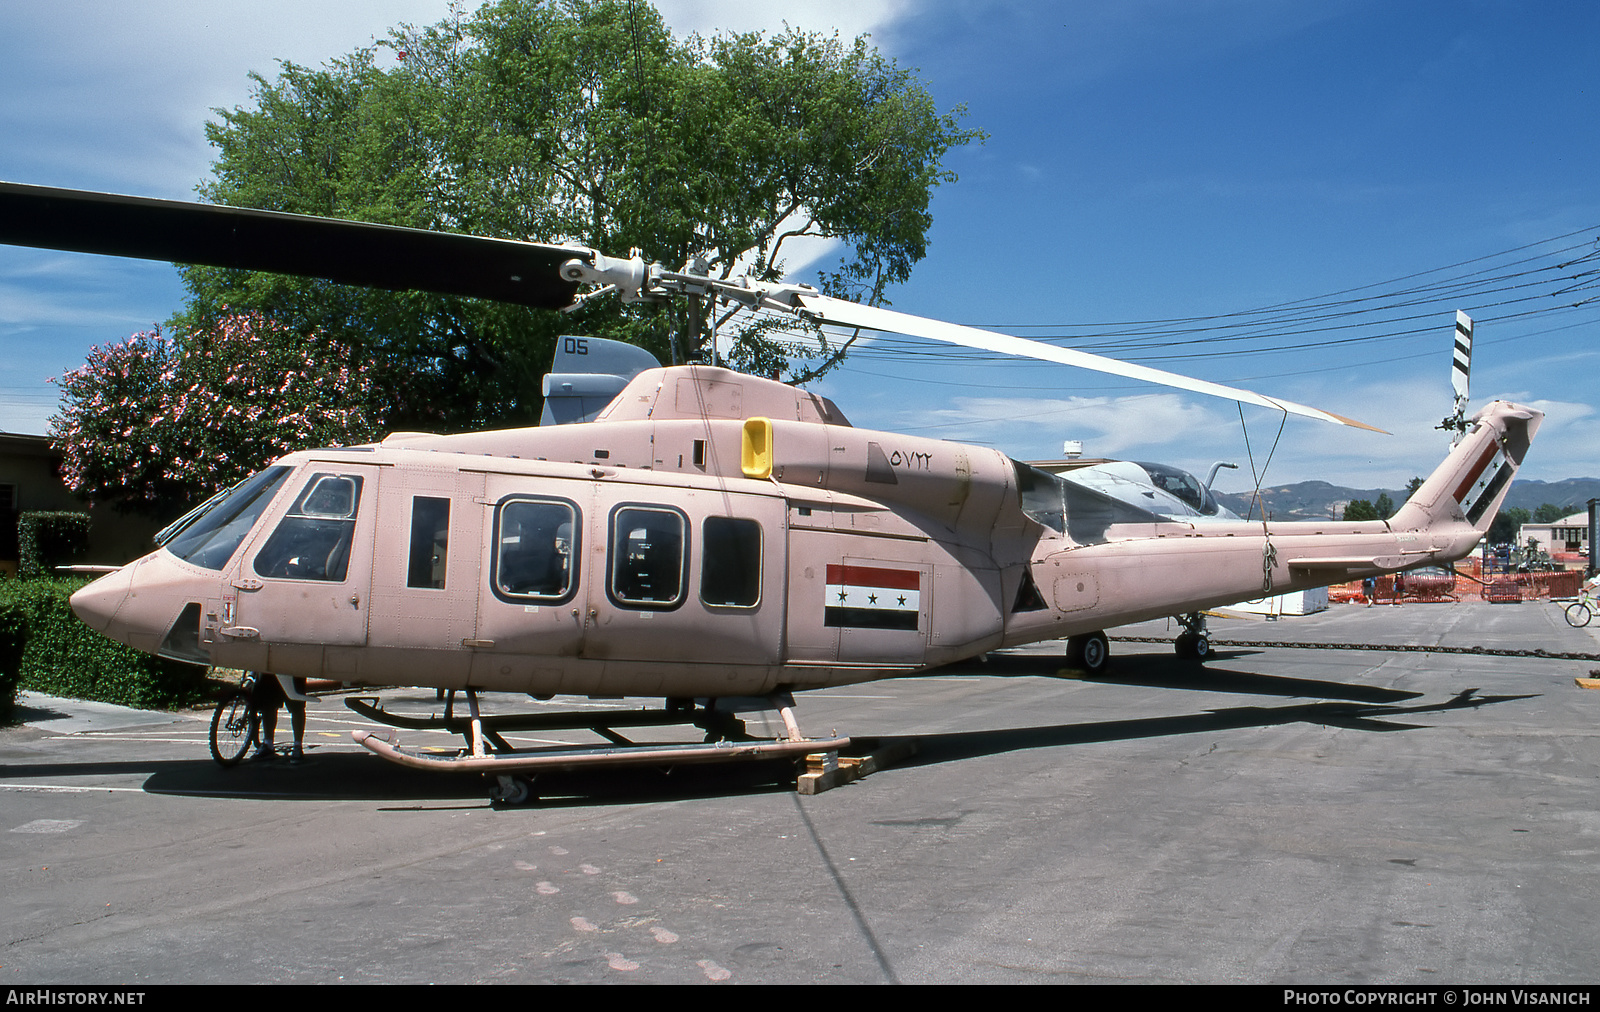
left=345, top=690, right=850, bottom=802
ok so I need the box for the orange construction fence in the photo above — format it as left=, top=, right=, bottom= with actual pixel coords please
left=1328, top=565, right=1582, bottom=605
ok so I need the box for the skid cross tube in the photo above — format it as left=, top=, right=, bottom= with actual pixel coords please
left=345, top=691, right=849, bottom=775
left=347, top=694, right=751, bottom=741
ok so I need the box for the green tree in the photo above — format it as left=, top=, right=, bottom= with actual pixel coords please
left=1343, top=499, right=1380, bottom=521
left=1488, top=505, right=1530, bottom=545
left=1374, top=491, right=1395, bottom=518
left=51, top=315, right=382, bottom=517
left=1533, top=502, right=1575, bottom=524
left=178, top=0, right=981, bottom=430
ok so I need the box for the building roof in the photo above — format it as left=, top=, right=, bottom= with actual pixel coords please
left=1524, top=512, right=1590, bottom=530
left=0, top=432, right=57, bottom=459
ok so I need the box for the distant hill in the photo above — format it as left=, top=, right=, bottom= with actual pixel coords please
left=1213, top=477, right=1600, bottom=522
left=1500, top=479, right=1600, bottom=514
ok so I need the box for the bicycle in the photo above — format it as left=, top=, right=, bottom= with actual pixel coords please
left=1563, top=591, right=1597, bottom=628
left=209, top=672, right=261, bottom=766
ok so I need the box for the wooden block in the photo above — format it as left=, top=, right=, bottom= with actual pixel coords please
left=794, top=740, right=920, bottom=794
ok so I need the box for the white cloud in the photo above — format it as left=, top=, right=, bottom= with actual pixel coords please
left=653, top=0, right=913, bottom=40
left=1, top=2, right=451, bottom=194
left=894, top=390, right=1233, bottom=459
left=1510, top=398, right=1600, bottom=481
left=0, top=284, right=148, bottom=330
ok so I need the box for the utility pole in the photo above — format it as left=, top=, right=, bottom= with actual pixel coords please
left=1587, top=498, right=1598, bottom=578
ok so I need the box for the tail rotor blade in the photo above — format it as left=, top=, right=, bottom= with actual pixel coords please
left=1452, top=310, right=1473, bottom=406
left=1440, top=310, right=1474, bottom=442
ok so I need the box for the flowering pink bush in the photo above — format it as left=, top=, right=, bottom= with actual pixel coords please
left=51, top=313, right=383, bottom=516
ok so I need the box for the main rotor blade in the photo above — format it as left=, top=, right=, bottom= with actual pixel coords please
left=0, top=182, right=588, bottom=310
left=793, top=293, right=1386, bottom=432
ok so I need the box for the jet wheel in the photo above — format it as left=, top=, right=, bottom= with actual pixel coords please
left=493, top=775, right=536, bottom=806
left=1066, top=632, right=1111, bottom=675
left=1175, top=633, right=1212, bottom=661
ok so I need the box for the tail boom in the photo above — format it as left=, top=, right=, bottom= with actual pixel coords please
left=1005, top=401, right=1543, bottom=645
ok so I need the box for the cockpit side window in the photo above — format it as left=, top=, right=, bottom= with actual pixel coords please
left=253, top=473, right=364, bottom=582
left=492, top=498, right=578, bottom=603
left=165, top=466, right=292, bottom=571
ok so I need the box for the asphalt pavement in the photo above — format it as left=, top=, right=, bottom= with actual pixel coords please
left=3, top=599, right=1598, bottom=984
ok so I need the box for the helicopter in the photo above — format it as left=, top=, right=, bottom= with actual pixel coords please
left=0, top=182, right=1542, bottom=796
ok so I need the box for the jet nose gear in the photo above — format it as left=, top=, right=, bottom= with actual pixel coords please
left=1174, top=612, right=1212, bottom=661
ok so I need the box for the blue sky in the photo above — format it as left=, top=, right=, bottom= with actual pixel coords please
left=2, top=1, right=1597, bottom=495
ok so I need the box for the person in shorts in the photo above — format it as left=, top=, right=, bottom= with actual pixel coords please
left=252, top=673, right=309, bottom=763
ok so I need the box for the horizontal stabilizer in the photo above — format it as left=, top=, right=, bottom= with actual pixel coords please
left=1286, top=554, right=1434, bottom=571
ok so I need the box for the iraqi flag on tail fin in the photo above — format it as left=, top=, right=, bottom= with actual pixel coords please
left=1452, top=439, right=1514, bottom=525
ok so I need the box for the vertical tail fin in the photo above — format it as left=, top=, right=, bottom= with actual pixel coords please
left=539, top=335, right=661, bottom=425
left=1392, top=400, right=1542, bottom=536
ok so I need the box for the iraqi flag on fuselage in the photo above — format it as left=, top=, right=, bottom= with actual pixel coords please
left=824, top=564, right=920, bottom=631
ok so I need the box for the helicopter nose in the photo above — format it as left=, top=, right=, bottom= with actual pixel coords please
left=70, top=552, right=207, bottom=656
left=70, top=563, right=136, bottom=633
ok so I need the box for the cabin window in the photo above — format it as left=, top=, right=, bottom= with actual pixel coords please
left=253, top=473, right=364, bottom=582
left=407, top=496, right=450, bottom=589
left=493, top=498, right=578, bottom=602
left=608, top=505, right=687, bottom=609
left=701, top=517, right=761, bottom=608
left=166, top=466, right=292, bottom=571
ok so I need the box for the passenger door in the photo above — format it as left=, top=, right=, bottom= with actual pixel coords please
left=362, top=467, right=484, bottom=687
left=580, top=485, right=787, bottom=668
left=471, top=476, right=589, bottom=687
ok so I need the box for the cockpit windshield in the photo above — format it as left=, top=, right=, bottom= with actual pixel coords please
left=1134, top=461, right=1207, bottom=512
left=163, top=466, right=292, bottom=571
left=1132, top=461, right=1224, bottom=515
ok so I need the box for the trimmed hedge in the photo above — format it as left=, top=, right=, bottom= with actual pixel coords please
left=0, top=602, right=22, bottom=720
left=0, top=577, right=208, bottom=713
left=18, top=512, right=90, bottom=578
